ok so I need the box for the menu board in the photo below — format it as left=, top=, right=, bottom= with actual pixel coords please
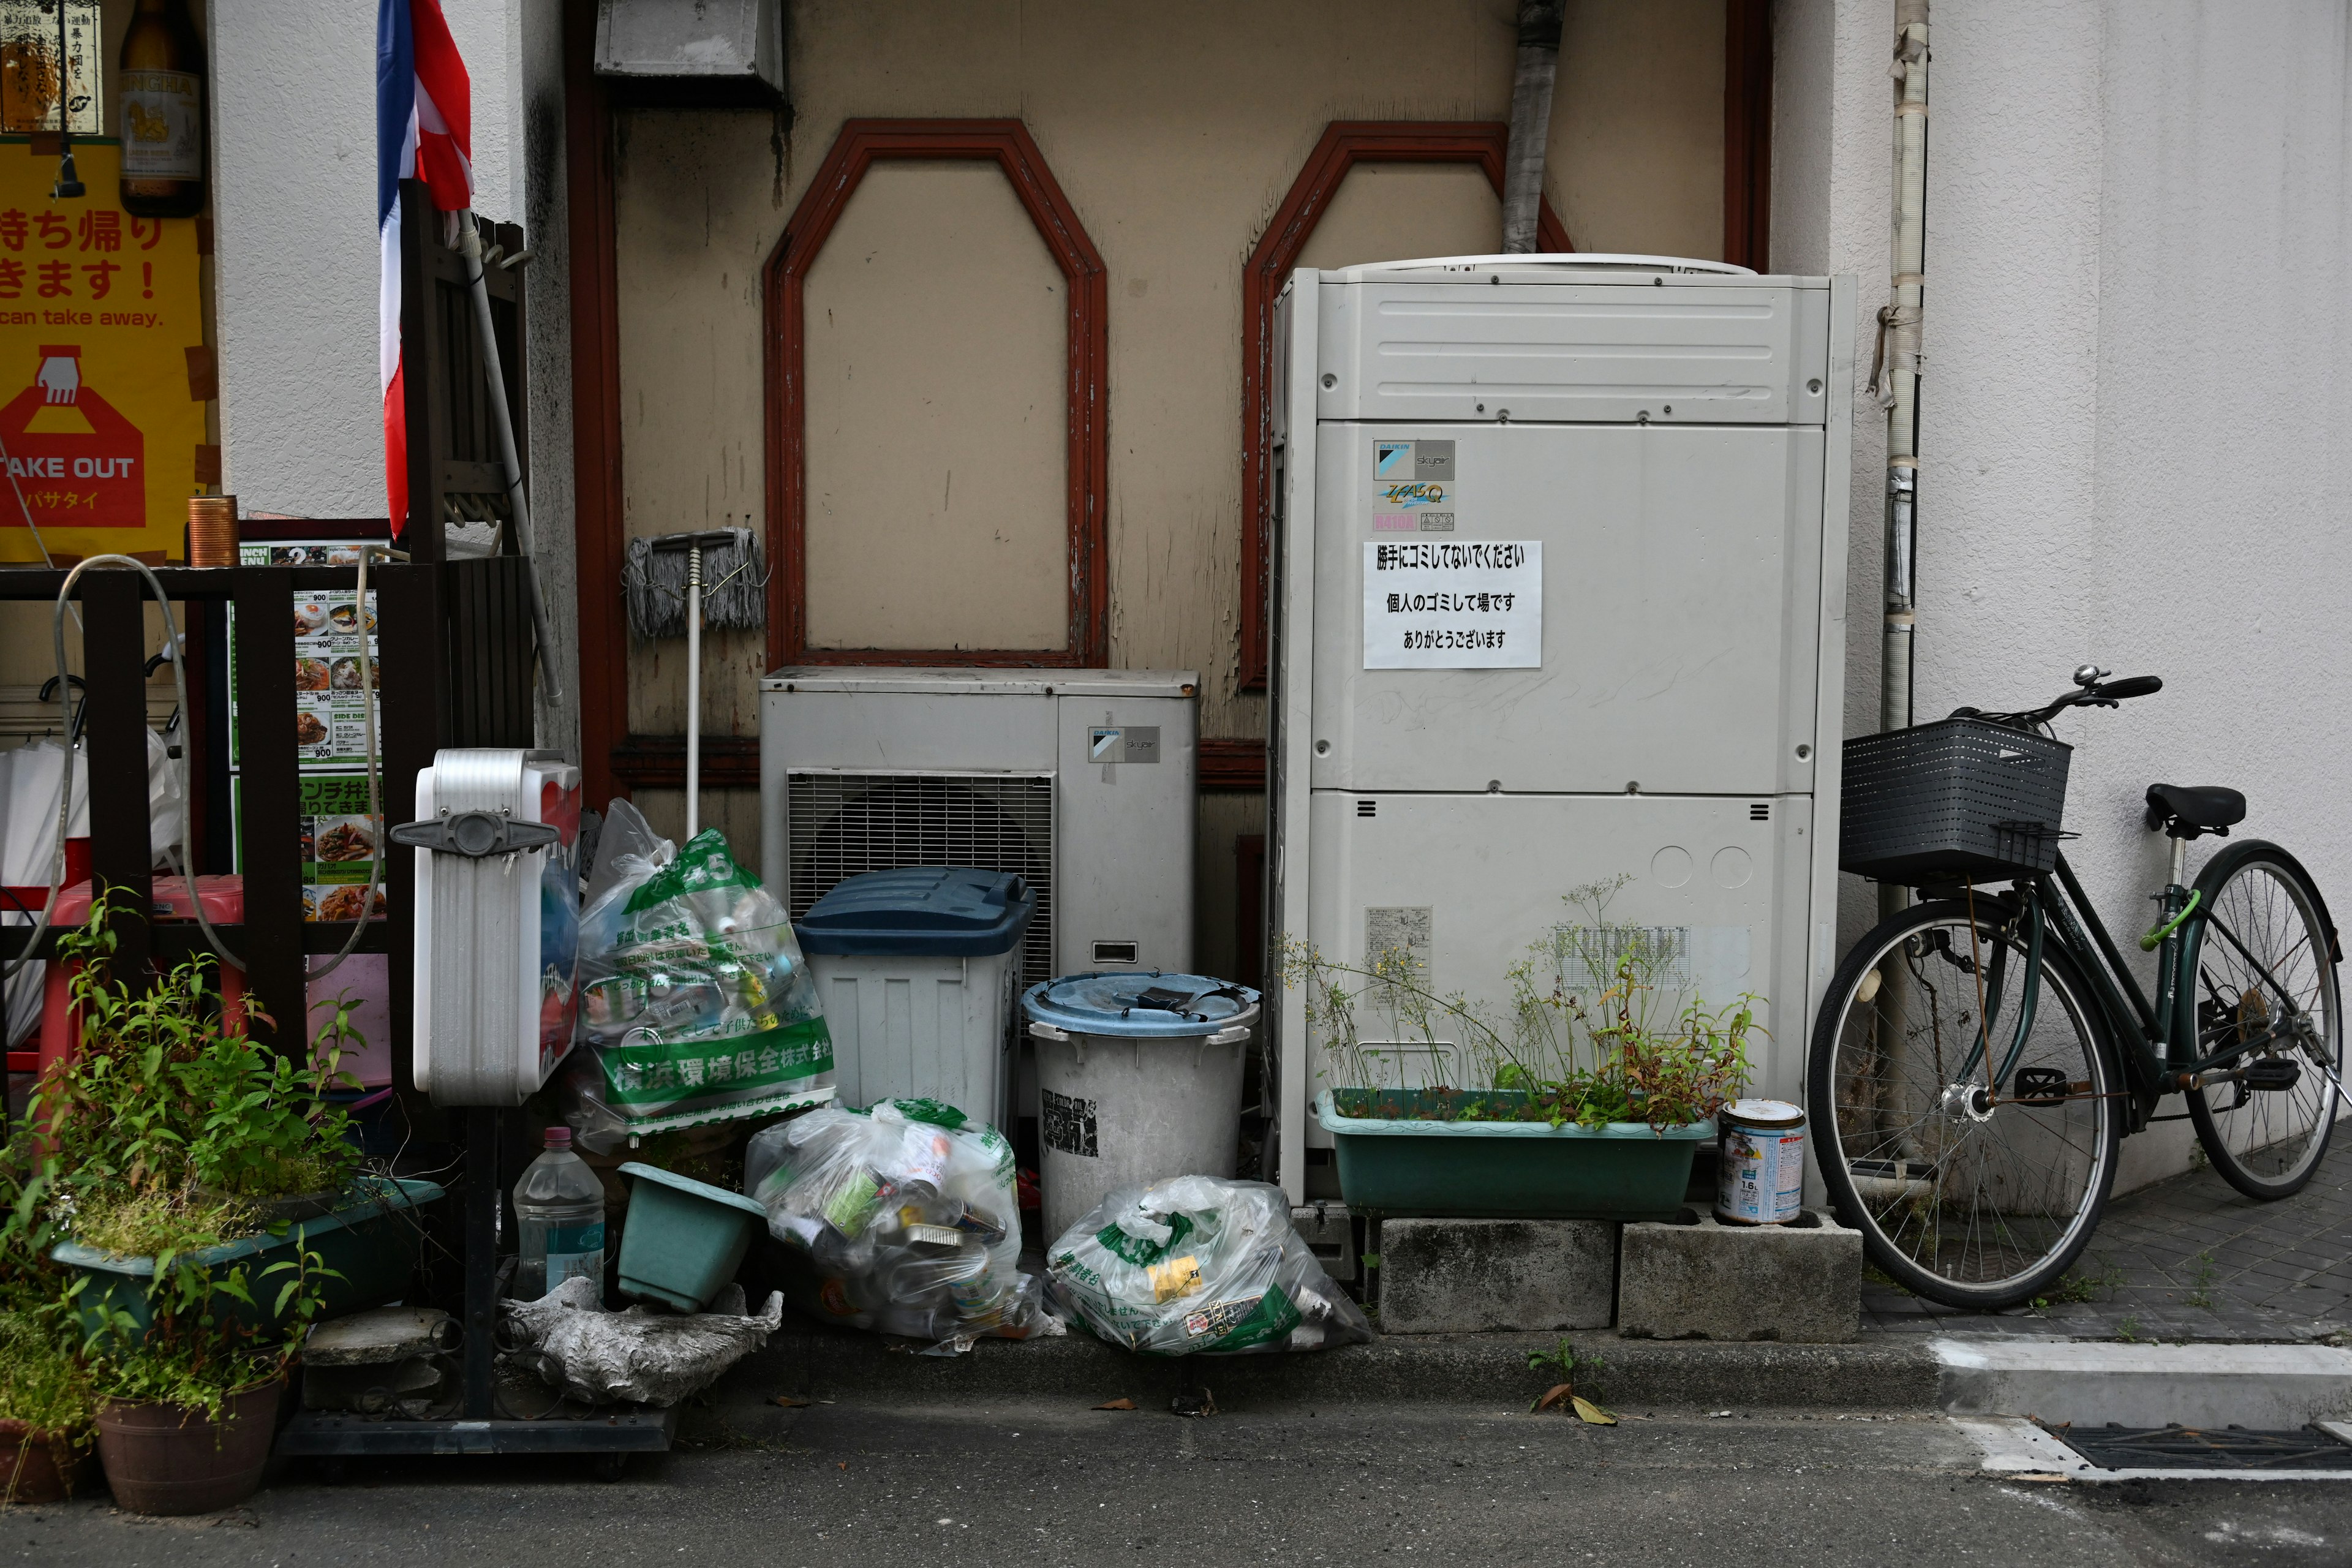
left=225, top=540, right=383, bottom=768
left=229, top=771, right=385, bottom=924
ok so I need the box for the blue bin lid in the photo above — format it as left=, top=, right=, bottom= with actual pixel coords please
left=1022, top=972, right=1261, bottom=1038
left=794, top=867, right=1038, bottom=957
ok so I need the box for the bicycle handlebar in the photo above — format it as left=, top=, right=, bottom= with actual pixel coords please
left=1952, top=671, right=2163, bottom=732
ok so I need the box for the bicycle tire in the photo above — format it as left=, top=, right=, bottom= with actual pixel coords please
left=1809, top=897, right=2122, bottom=1309
left=2184, top=840, right=2345, bottom=1200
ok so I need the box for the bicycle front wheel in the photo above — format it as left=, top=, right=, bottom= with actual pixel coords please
left=2185, top=842, right=2344, bottom=1199
left=1810, top=897, right=2122, bottom=1309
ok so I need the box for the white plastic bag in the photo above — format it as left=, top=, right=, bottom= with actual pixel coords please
left=751, top=1098, right=1055, bottom=1354
left=561, top=810, right=830, bottom=1150
left=1046, top=1176, right=1373, bottom=1355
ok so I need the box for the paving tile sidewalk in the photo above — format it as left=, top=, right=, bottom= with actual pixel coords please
left=1862, top=1138, right=2352, bottom=1343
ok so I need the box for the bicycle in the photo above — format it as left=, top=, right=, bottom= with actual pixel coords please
left=1810, top=666, right=2345, bottom=1309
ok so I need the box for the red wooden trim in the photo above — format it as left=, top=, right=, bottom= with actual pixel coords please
left=765, top=119, right=1109, bottom=672
left=1724, top=0, right=1774, bottom=272
left=1199, top=736, right=1268, bottom=793
left=611, top=733, right=761, bottom=790
left=566, top=0, right=628, bottom=806
left=1237, top=122, right=1571, bottom=693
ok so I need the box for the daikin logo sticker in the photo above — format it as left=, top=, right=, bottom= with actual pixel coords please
left=1374, top=440, right=1414, bottom=478
left=1371, top=440, right=1458, bottom=527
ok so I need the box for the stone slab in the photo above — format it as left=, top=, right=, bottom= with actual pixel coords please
left=1618, top=1207, right=1861, bottom=1343
left=1376, top=1218, right=1615, bottom=1334
left=304, top=1306, right=457, bottom=1366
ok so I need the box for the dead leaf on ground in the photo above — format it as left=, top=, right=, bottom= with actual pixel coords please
left=1571, top=1395, right=1618, bottom=1427
left=772, top=1394, right=813, bottom=1408
left=1531, top=1382, right=1574, bottom=1413
left=1093, top=1397, right=1137, bottom=1411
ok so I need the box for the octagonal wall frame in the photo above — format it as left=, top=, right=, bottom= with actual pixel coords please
left=764, top=118, right=1110, bottom=670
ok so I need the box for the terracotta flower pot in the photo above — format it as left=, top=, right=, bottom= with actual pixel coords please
left=0, top=1419, right=95, bottom=1504
left=94, top=1376, right=283, bottom=1516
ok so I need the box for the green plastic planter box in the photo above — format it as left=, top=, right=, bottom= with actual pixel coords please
left=52, top=1177, right=445, bottom=1342
left=1316, top=1090, right=1713, bottom=1221
left=617, top=1163, right=769, bottom=1312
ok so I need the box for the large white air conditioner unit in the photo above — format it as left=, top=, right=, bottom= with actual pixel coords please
left=758, top=668, right=1200, bottom=989
left=1267, top=255, right=1855, bottom=1202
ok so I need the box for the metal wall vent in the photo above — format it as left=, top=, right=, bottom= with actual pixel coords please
left=1750, top=802, right=1771, bottom=821
left=785, top=771, right=1055, bottom=985
left=1357, top=799, right=1377, bottom=818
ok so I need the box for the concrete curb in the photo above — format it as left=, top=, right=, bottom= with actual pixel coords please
left=731, top=1324, right=1941, bottom=1413
left=1931, top=1336, right=2352, bottom=1428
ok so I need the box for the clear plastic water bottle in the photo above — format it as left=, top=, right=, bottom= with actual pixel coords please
left=514, top=1126, right=606, bottom=1302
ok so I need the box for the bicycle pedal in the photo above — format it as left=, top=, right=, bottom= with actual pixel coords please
left=2011, top=1066, right=2071, bottom=1106
left=2241, top=1058, right=2302, bottom=1093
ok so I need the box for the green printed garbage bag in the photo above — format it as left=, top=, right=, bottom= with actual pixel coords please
left=562, top=814, right=830, bottom=1150
left=1046, top=1175, right=1372, bottom=1355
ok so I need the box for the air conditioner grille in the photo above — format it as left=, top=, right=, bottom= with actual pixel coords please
left=785, top=771, right=1056, bottom=986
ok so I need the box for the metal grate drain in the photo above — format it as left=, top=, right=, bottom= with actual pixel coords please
left=2041, top=1422, right=2352, bottom=1472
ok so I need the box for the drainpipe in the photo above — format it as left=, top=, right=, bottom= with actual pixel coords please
left=1876, top=0, right=1929, bottom=737
left=1501, top=0, right=1563, bottom=253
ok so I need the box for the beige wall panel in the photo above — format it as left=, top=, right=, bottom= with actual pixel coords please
left=1293, top=162, right=1503, bottom=273
left=802, top=160, right=1069, bottom=653
left=1547, top=0, right=1730, bottom=257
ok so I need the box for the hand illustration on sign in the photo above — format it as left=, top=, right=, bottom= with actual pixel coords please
left=35, top=350, right=76, bottom=404
left=0, top=345, right=144, bottom=527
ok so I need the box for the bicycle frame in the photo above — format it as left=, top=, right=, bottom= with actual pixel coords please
left=1967, top=851, right=2316, bottom=1134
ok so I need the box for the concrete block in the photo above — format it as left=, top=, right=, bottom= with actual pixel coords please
left=1291, top=1202, right=1357, bottom=1283
left=1617, top=1207, right=1861, bottom=1343
left=1376, top=1218, right=1615, bottom=1333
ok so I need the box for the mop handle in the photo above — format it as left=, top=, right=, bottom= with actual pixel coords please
left=685, top=543, right=701, bottom=840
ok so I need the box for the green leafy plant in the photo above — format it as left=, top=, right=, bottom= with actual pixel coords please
left=1526, top=1337, right=1613, bottom=1424
left=2188, top=1251, right=2220, bottom=1311
left=1283, top=878, right=1758, bottom=1129
left=2116, top=1315, right=2144, bottom=1343
left=0, top=1311, right=91, bottom=1433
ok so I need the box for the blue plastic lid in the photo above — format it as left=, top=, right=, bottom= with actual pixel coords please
left=1022, top=972, right=1261, bottom=1038
left=794, top=867, right=1038, bottom=957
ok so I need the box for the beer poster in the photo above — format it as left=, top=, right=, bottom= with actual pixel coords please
left=0, top=137, right=202, bottom=562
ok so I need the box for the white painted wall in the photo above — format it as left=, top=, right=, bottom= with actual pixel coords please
left=209, top=0, right=575, bottom=754
left=1776, top=0, right=2352, bottom=1190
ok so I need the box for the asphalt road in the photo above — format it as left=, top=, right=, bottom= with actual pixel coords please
left=16, top=1400, right=2351, bottom=1567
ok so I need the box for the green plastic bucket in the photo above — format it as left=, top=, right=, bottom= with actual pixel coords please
left=52, top=1177, right=445, bottom=1343
left=1316, top=1090, right=1713, bottom=1221
left=617, top=1163, right=770, bottom=1312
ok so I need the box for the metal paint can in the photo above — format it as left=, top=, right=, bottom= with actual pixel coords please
left=1715, top=1099, right=1806, bottom=1225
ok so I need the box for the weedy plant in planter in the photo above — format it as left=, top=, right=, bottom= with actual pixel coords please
left=1284, top=878, right=1760, bottom=1221
left=0, top=1140, right=95, bottom=1504
left=27, top=894, right=430, bottom=1514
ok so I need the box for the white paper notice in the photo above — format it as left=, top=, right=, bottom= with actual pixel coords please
left=1362, top=540, right=1542, bottom=669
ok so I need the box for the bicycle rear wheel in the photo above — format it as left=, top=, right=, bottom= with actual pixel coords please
left=1809, top=897, right=2122, bottom=1309
left=2185, top=842, right=2344, bottom=1199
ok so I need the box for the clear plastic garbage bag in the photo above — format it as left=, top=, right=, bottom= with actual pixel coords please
left=1045, top=1175, right=1373, bottom=1355
left=749, top=1098, right=1059, bottom=1355
left=560, top=808, right=831, bottom=1152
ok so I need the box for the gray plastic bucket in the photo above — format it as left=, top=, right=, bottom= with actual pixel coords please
left=1022, top=974, right=1259, bottom=1242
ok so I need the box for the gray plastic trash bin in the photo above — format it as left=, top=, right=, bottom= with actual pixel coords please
left=1022, top=972, right=1259, bottom=1241
left=795, top=867, right=1037, bottom=1124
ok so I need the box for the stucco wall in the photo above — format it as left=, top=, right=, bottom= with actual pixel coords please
left=611, top=0, right=1734, bottom=892
left=206, top=0, right=576, bottom=750
left=1774, top=0, right=2352, bottom=1191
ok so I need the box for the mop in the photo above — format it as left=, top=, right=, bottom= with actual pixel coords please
left=622, top=528, right=765, bottom=838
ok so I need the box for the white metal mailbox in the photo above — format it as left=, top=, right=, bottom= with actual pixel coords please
left=1267, top=255, right=1856, bottom=1202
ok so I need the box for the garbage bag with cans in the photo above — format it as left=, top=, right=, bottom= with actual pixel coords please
left=1045, top=1175, right=1373, bottom=1355
left=560, top=801, right=832, bottom=1151
left=747, top=1098, right=1057, bottom=1354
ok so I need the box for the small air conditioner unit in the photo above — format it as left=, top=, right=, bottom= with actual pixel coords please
left=758, top=668, right=1199, bottom=988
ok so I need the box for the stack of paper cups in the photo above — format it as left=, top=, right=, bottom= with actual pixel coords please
left=187, top=495, right=238, bottom=567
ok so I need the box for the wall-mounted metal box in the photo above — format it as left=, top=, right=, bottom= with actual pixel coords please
left=594, top=0, right=785, bottom=106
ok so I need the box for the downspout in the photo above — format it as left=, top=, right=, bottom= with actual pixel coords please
left=1875, top=0, right=1929, bottom=739
left=1501, top=0, right=1563, bottom=253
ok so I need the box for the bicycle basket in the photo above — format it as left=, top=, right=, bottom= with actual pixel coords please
left=1839, top=717, right=2072, bottom=883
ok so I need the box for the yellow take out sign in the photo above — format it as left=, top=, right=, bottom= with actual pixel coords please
left=0, top=137, right=202, bottom=562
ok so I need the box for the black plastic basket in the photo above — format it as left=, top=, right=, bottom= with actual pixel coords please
left=1839, top=717, right=2073, bottom=884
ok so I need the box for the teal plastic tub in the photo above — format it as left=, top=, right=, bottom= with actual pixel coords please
left=52, top=1177, right=445, bottom=1343
left=617, top=1163, right=770, bottom=1312
left=1316, top=1090, right=1713, bottom=1221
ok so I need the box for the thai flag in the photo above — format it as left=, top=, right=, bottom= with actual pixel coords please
left=377, top=0, right=472, bottom=535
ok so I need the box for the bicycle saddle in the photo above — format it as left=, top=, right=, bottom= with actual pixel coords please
left=2144, top=782, right=2246, bottom=838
